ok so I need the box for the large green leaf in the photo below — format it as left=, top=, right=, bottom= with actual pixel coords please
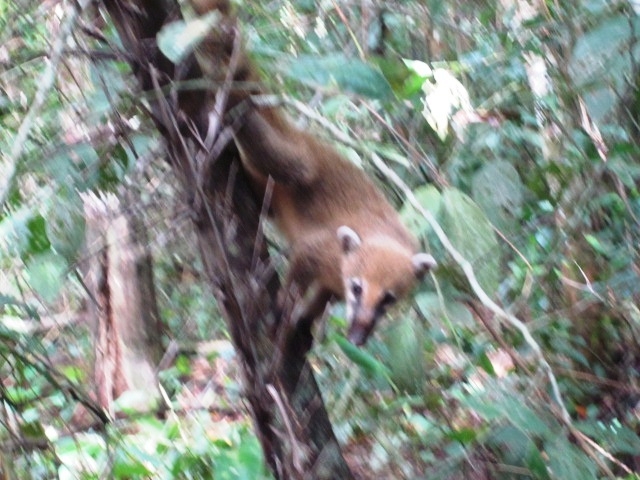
left=401, top=184, right=442, bottom=237
left=546, top=436, right=597, bottom=480
left=440, top=188, right=500, bottom=295
left=414, top=292, right=474, bottom=331
left=490, top=426, right=551, bottom=479
left=385, top=315, right=427, bottom=393
left=471, top=160, right=524, bottom=234
left=570, top=14, right=640, bottom=121
left=282, top=54, right=393, bottom=100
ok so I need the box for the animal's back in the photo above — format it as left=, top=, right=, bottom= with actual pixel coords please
left=269, top=133, right=416, bottom=252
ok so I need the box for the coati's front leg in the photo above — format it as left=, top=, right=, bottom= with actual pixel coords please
left=279, top=235, right=340, bottom=348
left=281, top=276, right=334, bottom=357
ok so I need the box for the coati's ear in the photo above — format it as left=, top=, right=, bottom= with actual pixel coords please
left=337, top=226, right=361, bottom=253
left=412, top=253, right=437, bottom=279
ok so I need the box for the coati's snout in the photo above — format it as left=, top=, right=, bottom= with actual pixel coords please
left=337, top=226, right=436, bottom=346
left=347, top=314, right=377, bottom=347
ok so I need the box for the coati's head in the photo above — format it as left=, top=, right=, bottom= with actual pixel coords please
left=337, top=226, right=436, bottom=346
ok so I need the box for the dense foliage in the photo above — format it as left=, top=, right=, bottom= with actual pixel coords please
left=1, top=0, right=640, bottom=478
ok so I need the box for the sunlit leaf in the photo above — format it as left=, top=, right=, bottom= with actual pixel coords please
left=157, top=11, right=221, bottom=64
left=376, top=57, right=426, bottom=98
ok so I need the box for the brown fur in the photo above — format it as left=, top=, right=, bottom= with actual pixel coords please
left=189, top=0, right=436, bottom=345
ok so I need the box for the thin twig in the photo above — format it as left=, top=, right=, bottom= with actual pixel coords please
left=330, top=0, right=365, bottom=59
left=572, top=427, right=633, bottom=476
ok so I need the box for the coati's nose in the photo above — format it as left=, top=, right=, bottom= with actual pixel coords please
left=347, top=327, right=367, bottom=346
left=347, top=320, right=373, bottom=346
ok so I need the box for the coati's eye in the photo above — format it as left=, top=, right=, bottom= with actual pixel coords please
left=350, top=279, right=363, bottom=298
left=380, top=292, right=396, bottom=308
left=375, top=292, right=396, bottom=315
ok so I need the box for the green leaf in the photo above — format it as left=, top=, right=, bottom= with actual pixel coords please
left=459, top=391, right=504, bottom=422
left=112, top=452, right=153, bottom=477
left=414, top=292, right=474, bottom=331
left=98, top=143, right=131, bottom=192
left=583, top=233, right=610, bottom=257
left=385, top=315, right=426, bottom=393
left=471, top=160, right=524, bottom=234
left=440, top=188, right=501, bottom=295
left=375, top=57, right=426, bottom=98
left=570, top=15, right=640, bottom=121
left=26, top=252, right=67, bottom=302
left=4, top=385, right=40, bottom=404
left=500, top=398, right=549, bottom=436
left=446, top=427, right=477, bottom=445
left=236, top=432, right=269, bottom=478
left=401, top=184, right=442, bottom=237
left=333, top=334, right=391, bottom=382
left=46, top=190, right=85, bottom=264
left=476, top=351, right=495, bottom=376
left=490, top=425, right=530, bottom=462
left=606, top=424, right=640, bottom=455
left=61, top=365, right=85, bottom=383
left=157, top=11, right=222, bottom=64
left=25, top=215, right=51, bottom=257
left=283, top=54, right=393, bottom=99
left=579, top=421, right=640, bottom=456
left=462, top=391, right=548, bottom=436
left=20, top=420, right=46, bottom=439
left=525, top=442, right=551, bottom=479
left=547, top=436, right=597, bottom=480
left=0, top=294, right=21, bottom=307
left=175, top=354, right=192, bottom=375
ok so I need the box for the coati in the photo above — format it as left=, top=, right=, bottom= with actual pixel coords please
left=189, top=0, right=436, bottom=346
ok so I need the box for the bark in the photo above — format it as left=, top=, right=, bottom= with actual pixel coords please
left=100, top=1, right=353, bottom=478
left=82, top=192, right=163, bottom=414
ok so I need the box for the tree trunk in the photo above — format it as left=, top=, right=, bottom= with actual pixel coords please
left=100, top=1, right=353, bottom=478
left=82, top=191, right=163, bottom=414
